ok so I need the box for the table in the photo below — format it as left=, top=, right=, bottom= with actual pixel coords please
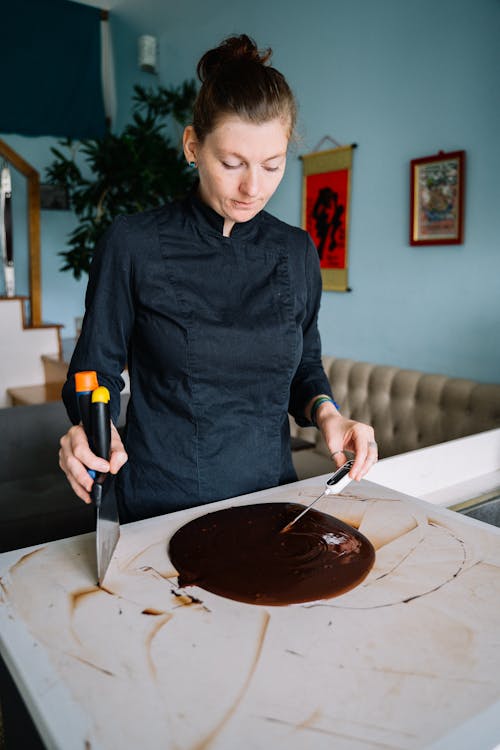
left=1, top=476, right=500, bottom=750
left=6, top=382, right=64, bottom=406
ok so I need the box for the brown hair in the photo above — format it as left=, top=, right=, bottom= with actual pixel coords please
left=193, top=34, right=297, bottom=141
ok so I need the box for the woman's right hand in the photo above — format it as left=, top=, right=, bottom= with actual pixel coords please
left=59, top=423, right=128, bottom=504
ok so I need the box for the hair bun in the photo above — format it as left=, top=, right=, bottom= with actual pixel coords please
left=197, top=34, right=272, bottom=82
left=192, top=33, right=297, bottom=141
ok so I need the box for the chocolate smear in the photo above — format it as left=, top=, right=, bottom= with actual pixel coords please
left=168, top=503, right=375, bottom=606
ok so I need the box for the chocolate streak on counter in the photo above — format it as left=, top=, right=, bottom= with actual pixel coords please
left=139, top=565, right=210, bottom=610
left=71, top=654, right=116, bottom=677
left=0, top=578, right=9, bottom=602
left=71, top=586, right=101, bottom=611
left=9, top=547, right=46, bottom=571
left=70, top=586, right=111, bottom=646
left=170, top=589, right=206, bottom=607
left=262, top=714, right=415, bottom=746
left=340, top=492, right=401, bottom=503
left=145, top=614, right=173, bottom=679
left=372, top=525, right=425, bottom=582
left=191, top=611, right=270, bottom=750
left=169, top=503, right=375, bottom=606
left=122, top=540, right=177, bottom=575
left=139, top=564, right=173, bottom=580
left=68, top=584, right=174, bottom=680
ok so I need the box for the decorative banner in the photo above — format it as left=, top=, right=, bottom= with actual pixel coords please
left=301, top=145, right=354, bottom=291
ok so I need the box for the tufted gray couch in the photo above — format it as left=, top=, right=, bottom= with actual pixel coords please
left=291, top=357, right=500, bottom=480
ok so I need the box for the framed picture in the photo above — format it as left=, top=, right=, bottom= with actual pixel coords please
left=40, top=183, right=70, bottom=210
left=301, top=144, right=355, bottom=291
left=410, top=150, right=465, bottom=245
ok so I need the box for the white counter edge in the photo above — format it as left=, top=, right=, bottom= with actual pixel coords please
left=367, top=428, right=500, bottom=505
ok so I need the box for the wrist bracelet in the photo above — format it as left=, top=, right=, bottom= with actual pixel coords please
left=310, top=395, right=339, bottom=427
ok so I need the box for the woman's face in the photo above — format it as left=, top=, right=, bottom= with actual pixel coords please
left=183, top=116, right=289, bottom=236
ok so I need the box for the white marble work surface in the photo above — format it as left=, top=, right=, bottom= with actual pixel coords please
left=1, top=477, right=500, bottom=750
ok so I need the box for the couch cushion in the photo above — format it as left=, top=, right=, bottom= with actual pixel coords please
left=0, top=393, right=130, bottom=483
left=0, top=472, right=95, bottom=552
left=0, top=401, right=71, bottom=482
left=292, top=448, right=332, bottom=481
left=323, top=358, right=500, bottom=458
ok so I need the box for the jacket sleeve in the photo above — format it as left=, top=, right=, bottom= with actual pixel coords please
left=62, top=215, right=135, bottom=426
left=288, top=234, right=333, bottom=427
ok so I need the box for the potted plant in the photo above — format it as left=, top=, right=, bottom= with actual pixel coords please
left=46, top=81, right=197, bottom=279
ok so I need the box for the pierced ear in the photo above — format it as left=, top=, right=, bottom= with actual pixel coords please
left=183, top=125, right=199, bottom=165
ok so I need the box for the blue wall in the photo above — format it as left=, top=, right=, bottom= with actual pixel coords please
left=110, top=0, right=500, bottom=383
left=4, top=0, right=500, bottom=382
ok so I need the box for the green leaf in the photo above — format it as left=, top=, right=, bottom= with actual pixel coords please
left=48, top=80, right=197, bottom=278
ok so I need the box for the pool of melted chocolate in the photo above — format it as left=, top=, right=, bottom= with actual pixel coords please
left=168, top=502, right=375, bottom=606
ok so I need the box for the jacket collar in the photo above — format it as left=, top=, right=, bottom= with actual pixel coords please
left=186, top=183, right=263, bottom=240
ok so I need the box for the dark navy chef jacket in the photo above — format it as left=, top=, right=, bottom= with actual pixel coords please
left=63, top=191, right=333, bottom=522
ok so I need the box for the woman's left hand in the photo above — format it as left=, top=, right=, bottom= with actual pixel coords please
left=314, top=404, right=378, bottom=481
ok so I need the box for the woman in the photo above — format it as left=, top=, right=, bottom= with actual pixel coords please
left=59, top=34, right=377, bottom=522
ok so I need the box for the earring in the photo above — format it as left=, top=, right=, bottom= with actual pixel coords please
left=189, top=161, right=197, bottom=168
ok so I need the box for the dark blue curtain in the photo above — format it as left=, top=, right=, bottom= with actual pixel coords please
left=1, top=0, right=106, bottom=139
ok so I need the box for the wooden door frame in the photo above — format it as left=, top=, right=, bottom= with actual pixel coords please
left=0, top=137, right=41, bottom=326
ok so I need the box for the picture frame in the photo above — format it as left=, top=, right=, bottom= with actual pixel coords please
left=301, top=144, right=355, bottom=291
left=410, top=150, right=465, bottom=246
left=40, top=183, right=70, bottom=211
